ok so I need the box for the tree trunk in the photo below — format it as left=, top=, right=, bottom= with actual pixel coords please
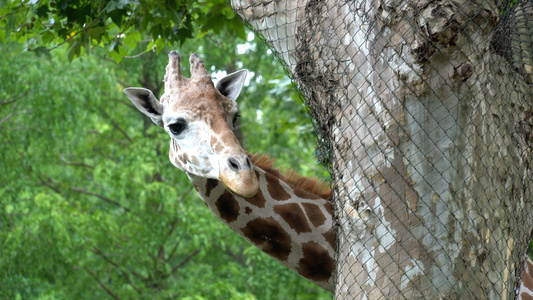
left=231, top=0, right=533, bottom=298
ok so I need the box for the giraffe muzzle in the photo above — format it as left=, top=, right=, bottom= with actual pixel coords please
left=227, top=156, right=253, bottom=172
left=219, top=156, right=259, bottom=198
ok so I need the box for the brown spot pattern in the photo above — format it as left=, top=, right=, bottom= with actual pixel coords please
left=297, top=241, right=334, bottom=282
left=213, top=141, right=224, bottom=153
left=215, top=190, right=240, bottom=223
left=266, top=173, right=291, bottom=201
left=205, top=179, right=219, bottom=197
left=244, top=186, right=266, bottom=208
left=274, top=203, right=312, bottom=234
left=191, top=156, right=200, bottom=165
left=210, top=135, right=217, bottom=147
left=323, top=230, right=336, bottom=250
left=324, top=201, right=333, bottom=215
left=173, top=157, right=184, bottom=169
left=245, top=207, right=252, bottom=214
left=171, top=138, right=179, bottom=152
left=523, top=260, right=533, bottom=298
left=302, top=203, right=326, bottom=227
left=241, top=217, right=292, bottom=261
left=220, top=131, right=239, bottom=145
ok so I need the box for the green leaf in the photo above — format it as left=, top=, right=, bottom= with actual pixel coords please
left=145, top=40, right=156, bottom=52
left=109, top=39, right=118, bottom=52
left=108, top=8, right=126, bottom=26
left=86, top=26, right=105, bottom=40
left=67, top=40, right=81, bottom=61
left=57, top=0, right=69, bottom=10
left=233, top=22, right=246, bottom=41
left=35, top=5, right=49, bottom=17
left=108, top=50, right=122, bottom=63
left=57, top=28, right=68, bottom=39
left=155, top=38, right=165, bottom=54
left=124, top=31, right=141, bottom=50
left=108, top=45, right=127, bottom=63
left=65, top=5, right=91, bottom=25
left=41, top=31, right=55, bottom=44
left=104, top=0, right=130, bottom=13
left=32, top=46, right=51, bottom=59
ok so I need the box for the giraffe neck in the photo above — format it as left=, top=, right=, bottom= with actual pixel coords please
left=187, top=159, right=336, bottom=291
left=186, top=153, right=533, bottom=296
left=520, top=257, right=533, bottom=299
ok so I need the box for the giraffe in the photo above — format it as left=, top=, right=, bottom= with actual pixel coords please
left=123, top=50, right=533, bottom=296
left=124, top=50, right=335, bottom=291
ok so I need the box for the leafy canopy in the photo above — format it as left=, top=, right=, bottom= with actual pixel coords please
left=0, top=0, right=246, bottom=62
left=0, top=28, right=330, bottom=299
left=0, top=1, right=332, bottom=298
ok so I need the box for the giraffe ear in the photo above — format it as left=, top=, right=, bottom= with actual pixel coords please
left=216, top=69, right=248, bottom=101
left=123, top=87, right=164, bottom=127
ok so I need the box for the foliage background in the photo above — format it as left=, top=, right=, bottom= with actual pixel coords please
left=0, top=1, right=330, bottom=298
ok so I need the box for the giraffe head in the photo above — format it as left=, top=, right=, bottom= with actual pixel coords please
left=124, top=51, right=259, bottom=198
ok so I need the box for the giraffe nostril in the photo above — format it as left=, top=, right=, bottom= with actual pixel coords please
left=228, top=157, right=241, bottom=171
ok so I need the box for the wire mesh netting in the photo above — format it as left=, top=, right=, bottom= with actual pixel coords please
left=232, top=0, right=533, bottom=298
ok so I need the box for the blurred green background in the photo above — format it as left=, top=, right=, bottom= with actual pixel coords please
left=0, top=1, right=331, bottom=298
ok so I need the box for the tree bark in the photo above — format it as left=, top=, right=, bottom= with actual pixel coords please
left=232, top=0, right=533, bottom=298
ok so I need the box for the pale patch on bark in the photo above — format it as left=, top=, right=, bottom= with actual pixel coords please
left=372, top=197, right=396, bottom=254
left=401, top=258, right=425, bottom=290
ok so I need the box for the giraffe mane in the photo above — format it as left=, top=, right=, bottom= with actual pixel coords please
left=248, top=153, right=331, bottom=200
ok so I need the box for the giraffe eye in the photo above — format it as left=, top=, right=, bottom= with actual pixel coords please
left=168, top=119, right=187, bottom=135
left=232, top=113, right=241, bottom=127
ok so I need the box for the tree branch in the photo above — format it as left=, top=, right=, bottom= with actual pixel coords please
left=37, top=175, right=130, bottom=211
left=123, top=51, right=152, bottom=59
left=0, top=98, right=18, bottom=105
left=99, top=108, right=133, bottom=142
left=121, top=270, right=143, bottom=295
left=85, top=238, right=144, bottom=294
left=60, top=155, right=95, bottom=169
left=0, top=102, right=18, bottom=126
left=92, top=250, right=143, bottom=295
left=166, top=240, right=181, bottom=263
left=95, top=149, right=119, bottom=164
left=70, top=186, right=130, bottom=212
left=170, top=249, right=200, bottom=275
left=0, top=111, right=14, bottom=126
left=84, top=267, right=121, bottom=300
left=0, top=107, right=33, bottom=127
left=37, top=176, right=62, bottom=194
left=158, top=218, right=180, bottom=262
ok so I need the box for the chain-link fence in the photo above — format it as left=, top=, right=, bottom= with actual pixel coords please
left=232, top=0, right=533, bottom=298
